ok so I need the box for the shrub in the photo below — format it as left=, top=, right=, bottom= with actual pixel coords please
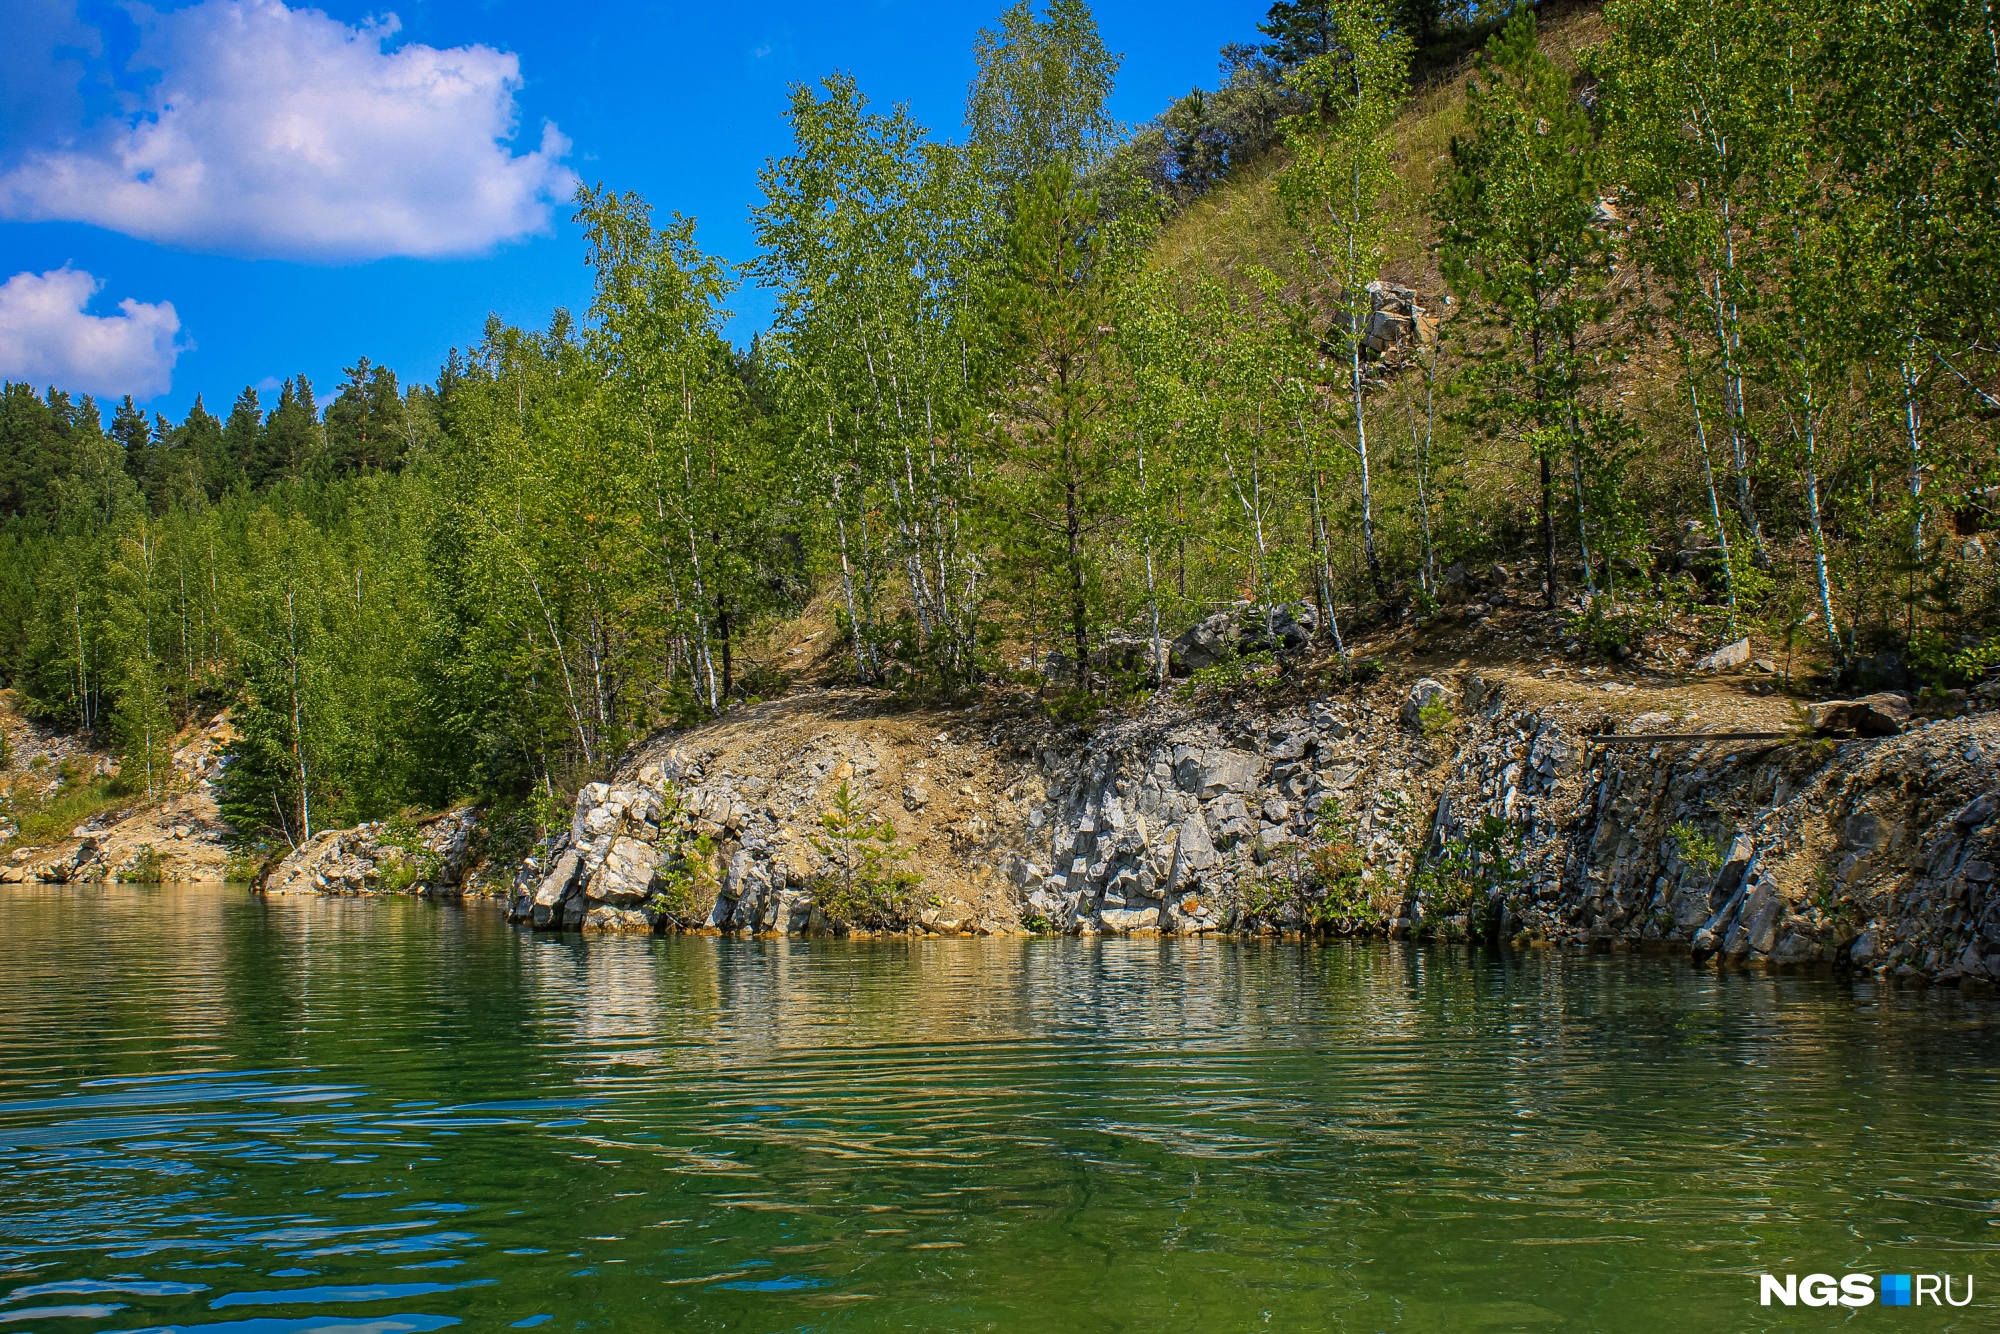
left=644, top=785, right=722, bottom=927
left=1416, top=694, right=1457, bottom=738
left=121, top=844, right=167, bottom=883
left=1410, top=815, right=1524, bottom=940
left=225, top=848, right=269, bottom=883
left=808, top=782, right=921, bottom=929
left=1564, top=599, right=1664, bottom=661
left=1669, top=821, right=1723, bottom=879
left=650, top=832, right=720, bottom=925
left=1302, top=801, right=1382, bottom=931
left=1177, top=648, right=1277, bottom=700
left=377, top=813, right=445, bottom=893
left=6, top=761, right=125, bottom=848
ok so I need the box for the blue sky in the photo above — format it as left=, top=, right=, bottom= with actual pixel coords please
left=0, top=0, right=1266, bottom=416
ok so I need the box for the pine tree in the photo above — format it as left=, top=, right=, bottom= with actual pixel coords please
left=222, top=387, right=261, bottom=490
left=988, top=165, right=1125, bottom=684
left=1259, top=1, right=1337, bottom=68
left=325, top=358, right=408, bottom=475
left=173, top=395, right=231, bottom=502
left=255, top=377, right=321, bottom=486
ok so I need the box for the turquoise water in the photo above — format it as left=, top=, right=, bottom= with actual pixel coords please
left=1, top=887, right=1997, bottom=1332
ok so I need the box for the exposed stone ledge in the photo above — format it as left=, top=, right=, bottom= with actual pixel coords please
left=260, top=807, right=480, bottom=897
left=468, top=671, right=1989, bottom=984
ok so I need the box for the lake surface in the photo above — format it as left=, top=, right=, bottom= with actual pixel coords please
left=2, top=887, right=1997, bottom=1332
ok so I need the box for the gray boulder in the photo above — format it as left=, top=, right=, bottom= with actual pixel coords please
left=1243, top=602, right=1318, bottom=654
left=1694, top=637, right=1751, bottom=672
left=1809, top=693, right=1911, bottom=737
left=1166, top=815, right=1220, bottom=890
left=1169, top=612, right=1237, bottom=676
left=1099, top=906, right=1161, bottom=933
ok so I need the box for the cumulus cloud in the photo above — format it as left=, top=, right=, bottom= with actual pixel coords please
left=0, top=0, right=577, bottom=261
left=0, top=268, right=183, bottom=400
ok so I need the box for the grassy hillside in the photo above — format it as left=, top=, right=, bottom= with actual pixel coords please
left=1137, top=0, right=1993, bottom=688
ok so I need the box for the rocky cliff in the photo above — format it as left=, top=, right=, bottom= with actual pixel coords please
left=502, top=667, right=2000, bottom=985
left=0, top=701, right=237, bottom=883
left=259, top=807, right=482, bottom=898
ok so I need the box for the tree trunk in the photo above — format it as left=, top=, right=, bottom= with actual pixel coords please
left=1797, top=407, right=1840, bottom=651
left=830, top=467, right=869, bottom=684
left=1064, top=460, right=1088, bottom=687
left=1687, top=377, right=1738, bottom=636
left=1540, top=450, right=1557, bottom=611
left=1352, top=342, right=1385, bottom=600
left=717, top=594, right=733, bottom=703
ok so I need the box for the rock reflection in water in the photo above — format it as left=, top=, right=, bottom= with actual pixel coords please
left=3, top=886, right=1999, bottom=1333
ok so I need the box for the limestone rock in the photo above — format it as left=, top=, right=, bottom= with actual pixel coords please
left=582, top=905, right=653, bottom=934
left=587, top=835, right=659, bottom=906
left=1099, top=905, right=1161, bottom=933
left=1694, top=637, right=1751, bottom=672
left=1173, top=746, right=1264, bottom=796
left=1166, top=814, right=1220, bottom=890
left=261, top=807, right=479, bottom=898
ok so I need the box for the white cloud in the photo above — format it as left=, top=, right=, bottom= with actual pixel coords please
left=0, top=0, right=577, bottom=261
left=0, top=268, right=182, bottom=399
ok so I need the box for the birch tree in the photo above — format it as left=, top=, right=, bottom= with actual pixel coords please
left=1278, top=0, right=1411, bottom=603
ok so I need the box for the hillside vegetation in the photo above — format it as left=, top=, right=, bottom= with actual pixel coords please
left=0, top=0, right=1992, bottom=863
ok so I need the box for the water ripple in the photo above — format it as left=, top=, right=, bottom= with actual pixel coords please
left=1, top=888, right=1998, bottom=1331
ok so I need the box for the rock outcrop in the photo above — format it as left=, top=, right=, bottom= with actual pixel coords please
left=260, top=807, right=480, bottom=897
left=507, top=718, right=1020, bottom=937
left=0, top=704, right=237, bottom=883
left=498, top=672, right=2000, bottom=985
left=1809, top=693, right=1912, bottom=737
left=1168, top=603, right=1319, bottom=676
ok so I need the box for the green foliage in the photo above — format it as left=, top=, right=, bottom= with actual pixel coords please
left=0, top=0, right=1994, bottom=842
left=1301, top=799, right=1380, bottom=930
left=120, top=844, right=166, bottom=884
left=1897, top=628, right=2000, bottom=690
left=808, top=781, right=921, bottom=929
left=650, top=833, right=721, bottom=925
left=1239, top=798, right=1386, bottom=932
left=1179, top=647, right=1278, bottom=699
left=1041, top=687, right=1106, bottom=727
left=1563, top=599, right=1665, bottom=662
left=376, top=813, right=447, bottom=894
left=3, top=759, right=127, bottom=848
left=225, top=846, right=271, bottom=884
left=1672, top=820, right=1720, bottom=880
left=1669, top=821, right=1722, bottom=879
left=1411, top=814, right=1523, bottom=939
left=1416, top=694, right=1455, bottom=738
left=967, top=0, right=1121, bottom=196
left=630, top=784, right=723, bottom=927
left=1434, top=8, right=1624, bottom=608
